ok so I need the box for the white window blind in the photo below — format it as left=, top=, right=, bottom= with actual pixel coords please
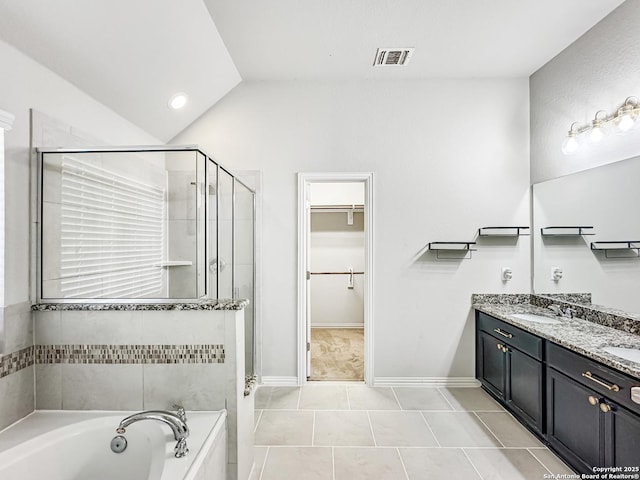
left=59, top=156, right=165, bottom=298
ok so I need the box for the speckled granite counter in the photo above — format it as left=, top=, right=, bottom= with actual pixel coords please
left=473, top=295, right=640, bottom=380
left=31, top=298, right=249, bottom=311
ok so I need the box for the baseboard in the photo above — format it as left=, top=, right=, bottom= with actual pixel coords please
left=311, top=323, right=364, bottom=329
left=260, top=376, right=299, bottom=386
left=373, top=377, right=481, bottom=388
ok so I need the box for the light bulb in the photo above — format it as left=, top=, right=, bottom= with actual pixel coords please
left=561, top=135, right=579, bottom=155
left=617, top=111, right=636, bottom=132
left=588, top=125, right=604, bottom=143
left=615, top=101, right=638, bottom=133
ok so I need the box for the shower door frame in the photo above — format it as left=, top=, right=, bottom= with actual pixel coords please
left=297, top=172, right=374, bottom=385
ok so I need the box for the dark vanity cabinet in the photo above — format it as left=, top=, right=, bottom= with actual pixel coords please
left=476, top=312, right=544, bottom=435
left=476, top=309, right=640, bottom=472
left=547, top=343, right=640, bottom=472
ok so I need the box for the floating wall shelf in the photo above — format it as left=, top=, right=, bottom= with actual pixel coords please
left=428, top=242, right=477, bottom=259
left=541, top=226, right=595, bottom=236
left=591, top=241, right=640, bottom=258
left=478, top=226, right=530, bottom=237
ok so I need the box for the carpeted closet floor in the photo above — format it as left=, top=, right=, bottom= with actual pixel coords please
left=310, top=328, right=364, bottom=381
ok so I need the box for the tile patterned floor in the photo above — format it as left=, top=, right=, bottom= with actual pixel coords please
left=251, top=385, right=576, bottom=480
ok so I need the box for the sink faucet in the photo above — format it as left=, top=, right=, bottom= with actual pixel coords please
left=116, top=409, right=190, bottom=457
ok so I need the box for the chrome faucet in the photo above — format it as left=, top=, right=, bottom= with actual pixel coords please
left=116, top=409, right=190, bottom=458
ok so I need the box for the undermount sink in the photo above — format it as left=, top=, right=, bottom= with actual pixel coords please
left=509, top=313, right=562, bottom=325
left=602, top=346, right=640, bottom=364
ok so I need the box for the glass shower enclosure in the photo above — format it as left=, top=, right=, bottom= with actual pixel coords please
left=37, top=145, right=256, bottom=377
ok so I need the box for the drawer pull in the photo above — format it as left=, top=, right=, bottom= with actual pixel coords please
left=587, top=395, right=599, bottom=406
left=582, top=371, right=621, bottom=392
left=494, top=328, right=513, bottom=339
left=599, top=402, right=612, bottom=413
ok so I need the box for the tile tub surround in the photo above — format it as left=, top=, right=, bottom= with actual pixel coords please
left=29, top=307, right=254, bottom=480
left=473, top=300, right=640, bottom=379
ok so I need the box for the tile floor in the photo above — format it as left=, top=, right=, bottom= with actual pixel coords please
left=251, top=384, right=576, bottom=480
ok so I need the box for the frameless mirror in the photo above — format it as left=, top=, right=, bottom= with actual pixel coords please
left=40, top=149, right=206, bottom=300
left=532, top=155, right=640, bottom=315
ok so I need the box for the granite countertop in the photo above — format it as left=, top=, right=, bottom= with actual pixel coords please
left=474, top=301, right=640, bottom=380
left=31, top=298, right=249, bottom=311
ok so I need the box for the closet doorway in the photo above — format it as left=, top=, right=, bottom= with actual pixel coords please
left=297, top=173, right=373, bottom=384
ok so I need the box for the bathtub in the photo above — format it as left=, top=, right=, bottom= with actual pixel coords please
left=0, top=410, right=226, bottom=480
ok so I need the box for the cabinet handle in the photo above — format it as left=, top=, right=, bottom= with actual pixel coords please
left=497, top=343, right=503, bottom=351
left=582, top=371, right=621, bottom=392
left=494, top=328, right=513, bottom=339
left=599, top=402, right=612, bottom=413
left=587, top=395, right=599, bottom=406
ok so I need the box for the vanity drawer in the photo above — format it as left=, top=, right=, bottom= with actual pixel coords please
left=477, top=312, right=542, bottom=360
left=547, top=342, right=640, bottom=415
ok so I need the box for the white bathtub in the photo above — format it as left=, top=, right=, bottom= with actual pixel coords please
left=0, top=410, right=226, bottom=480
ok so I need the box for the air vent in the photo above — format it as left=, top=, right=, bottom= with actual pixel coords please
left=373, top=47, right=414, bottom=66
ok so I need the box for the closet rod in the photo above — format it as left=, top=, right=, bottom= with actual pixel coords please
left=309, top=271, right=365, bottom=275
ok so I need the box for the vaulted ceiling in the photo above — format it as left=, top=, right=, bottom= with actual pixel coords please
left=0, top=0, right=626, bottom=141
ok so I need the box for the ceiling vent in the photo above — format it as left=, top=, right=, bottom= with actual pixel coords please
left=373, top=47, right=414, bottom=66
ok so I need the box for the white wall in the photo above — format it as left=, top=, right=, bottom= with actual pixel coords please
left=0, top=38, right=160, bottom=308
left=173, top=79, right=531, bottom=382
left=310, top=212, right=364, bottom=327
left=310, top=182, right=364, bottom=206
left=530, top=0, right=640, bottom=184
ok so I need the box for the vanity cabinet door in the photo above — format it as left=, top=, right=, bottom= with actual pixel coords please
left=477, top=330, right=506, bottom=398
left=506, top=346, right=543, bottom=435
left=547, top=368, right=603, bottom=473
left=604, top=400, right=640, bottom=468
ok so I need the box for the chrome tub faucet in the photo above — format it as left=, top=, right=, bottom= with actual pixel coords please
left=115, top=406, right=190, bottom=458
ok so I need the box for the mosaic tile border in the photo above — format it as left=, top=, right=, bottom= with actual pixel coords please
left=35, top=344, right=225, bottom=364
left=0, top=346, right=35, bottom=379
left=32, top=299, right=249, bottom=311
left=1, top=344, right=225, bottom=379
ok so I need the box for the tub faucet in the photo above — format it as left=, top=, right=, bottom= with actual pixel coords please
left=116, top=410, right=190, bottom=458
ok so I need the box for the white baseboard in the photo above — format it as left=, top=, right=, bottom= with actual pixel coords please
left=373, top=377, right=481, bottom=388
left=260, top=376, right=299, bottom=386
left=311, top=323, right=364, bottom=329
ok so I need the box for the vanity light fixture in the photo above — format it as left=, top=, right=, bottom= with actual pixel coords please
left=168, top=92, right=188, bottom=110
left=561, top=96, right=639, bottom=155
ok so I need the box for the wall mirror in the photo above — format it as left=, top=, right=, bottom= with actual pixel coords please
left=532, top=155, right=640, bottom=315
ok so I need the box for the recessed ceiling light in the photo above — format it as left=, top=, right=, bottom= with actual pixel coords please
left=168, top=92, right=188, bottom=110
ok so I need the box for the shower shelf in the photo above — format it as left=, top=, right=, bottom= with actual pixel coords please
left=541, top=226, right=595, bottom=236
left=153, top=261, right=193, bottom=267
left=478, top=226, right=530, bottom=237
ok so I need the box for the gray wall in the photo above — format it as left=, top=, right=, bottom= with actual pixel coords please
left=530, top=0, right=640, bottom=184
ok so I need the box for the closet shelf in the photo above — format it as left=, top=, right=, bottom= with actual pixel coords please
left=541, top=226, right=594, bottom=236
left=478, top=226, right=530, bottom=237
